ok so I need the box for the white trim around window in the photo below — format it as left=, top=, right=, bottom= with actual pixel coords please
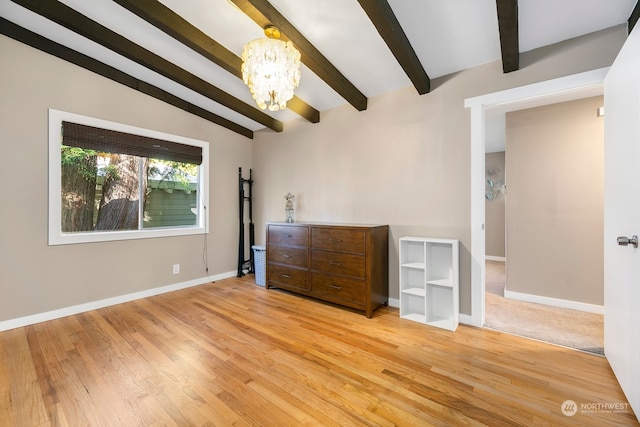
left=48, top=109, right=209, bottom=245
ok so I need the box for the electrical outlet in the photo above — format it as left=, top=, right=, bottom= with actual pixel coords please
left=172, top=264, right=180, bottom=274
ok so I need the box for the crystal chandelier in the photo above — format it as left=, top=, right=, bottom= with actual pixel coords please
left=241, top=26, right=301, bottom=111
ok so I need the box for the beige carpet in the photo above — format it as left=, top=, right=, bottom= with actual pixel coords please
left=484, top=261, right=604, bottom=355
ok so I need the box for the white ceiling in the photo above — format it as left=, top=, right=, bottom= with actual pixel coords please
left=0, top=0, right=636, bottom=141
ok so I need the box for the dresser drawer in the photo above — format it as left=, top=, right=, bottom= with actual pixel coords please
left=311, top=273, right=365, bottom=305
left=311, top=227, right=365, bottom=253
left=268, top=264, right=310, bottom=291
left=311, top=249, right=365, bottom=278
left=268, top=225, right=309, bottom=246
left=268, top=244, right=308, bottom=268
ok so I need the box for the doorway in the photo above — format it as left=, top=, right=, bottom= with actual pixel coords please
left=482, top=97, right=605, bottom=354
left=465, top=67, right=609, bottom=328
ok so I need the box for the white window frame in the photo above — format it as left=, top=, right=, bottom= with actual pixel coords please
left=48, top=109, right=209, bottom=245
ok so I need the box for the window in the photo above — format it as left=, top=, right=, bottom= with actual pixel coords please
left=48, top=109, right=209, bottom=245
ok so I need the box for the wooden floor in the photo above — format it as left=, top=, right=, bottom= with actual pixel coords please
left=1, top=276, right=637, bottom=426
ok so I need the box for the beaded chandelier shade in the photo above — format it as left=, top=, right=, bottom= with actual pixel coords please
left=241, top=26, right=301, bottom=111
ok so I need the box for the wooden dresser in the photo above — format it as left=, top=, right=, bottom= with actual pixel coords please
left=266, top=222, right=389, bottom=318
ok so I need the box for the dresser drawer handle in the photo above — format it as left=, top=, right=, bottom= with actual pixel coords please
left=281, top=274, right=292, bottom=278
left=330, top=284, right=342, bottom=290
left=329, top=261, right=342, bottom=266
left=285, top=234, right=293, bottom=238
left=329, top=238, right=343, bottom=243
left=282, top=254, right=292, bottom=258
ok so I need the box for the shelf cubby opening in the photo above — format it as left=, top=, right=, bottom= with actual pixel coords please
left=400, top=267, right=425, bottom=292
left=400, top=240, right=425, bottom=266
left=426, top=285, right=454, bottom=323
left=426, top=243, right=453, bottom=284
left=400, top=293, right=425, bottom=321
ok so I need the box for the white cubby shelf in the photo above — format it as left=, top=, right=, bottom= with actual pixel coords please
left=399, top=237, right=459, bottom=331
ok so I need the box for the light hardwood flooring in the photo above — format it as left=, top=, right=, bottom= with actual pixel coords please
left=1, top=275, right=636, bottom=426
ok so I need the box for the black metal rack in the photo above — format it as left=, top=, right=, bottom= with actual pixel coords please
left=237, top=167, right=254, bottom=277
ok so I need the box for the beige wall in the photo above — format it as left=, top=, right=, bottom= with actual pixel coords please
left=252, top=26, right=625, bottom=314
left=0, top=35, right=252, bottom=322
left=485, top=152, right=506, bottom=258
left=505, top=96, right=604, bottom=305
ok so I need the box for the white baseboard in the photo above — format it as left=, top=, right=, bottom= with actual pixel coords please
left=458, top=313, right=476, bottom=326
left=0, top=270, right=237, bottom=332
left=388, top=298, right=399, bottom=308
left=504, top=290, right=604, bottom=314
left=485, top=256, right=506, bottom=262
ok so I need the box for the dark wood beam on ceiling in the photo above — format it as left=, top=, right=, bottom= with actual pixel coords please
left=496, top=0, right=519, bottom=73
left=230, top=0, right=368, bottom=111
left=0, top=18, right=253, bottom=138
left=629, top=1, right=640, bottom=34
left=113, top=0, right=319, bottom=124
left=0, top=17, right=253, bottom=139
left=357, top=0, right=430, bottom=95
left=10, top=0, right=282, bottom=132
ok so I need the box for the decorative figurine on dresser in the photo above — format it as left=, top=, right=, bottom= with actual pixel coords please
left=284, top=192, right=295, bottom=223
left=265, top=221, right=389, bottom=318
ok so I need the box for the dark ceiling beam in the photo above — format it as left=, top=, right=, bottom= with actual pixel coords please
left=629, top=1, right=640, bottom=34
left=496, top=0, right=519, bottom=73
left=230, top=0, right=368, bottom=111
left=0, top=18, right=253, bottom=138
left=113, top=0, right=319, bottom=124
left=10, top=0, right=283, bottom=132
left=357, top=0, right=430, bottom=94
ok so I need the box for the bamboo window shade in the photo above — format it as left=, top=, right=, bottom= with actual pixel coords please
left=62, top=121, right=202, bottom=165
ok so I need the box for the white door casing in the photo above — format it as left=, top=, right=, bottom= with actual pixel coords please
left=465, top=68, right=608, bottom=327
left=603, top=24, right=640, bottom=419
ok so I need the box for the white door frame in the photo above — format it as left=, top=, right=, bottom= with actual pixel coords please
left=464, top=67, right=609, bottom=327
